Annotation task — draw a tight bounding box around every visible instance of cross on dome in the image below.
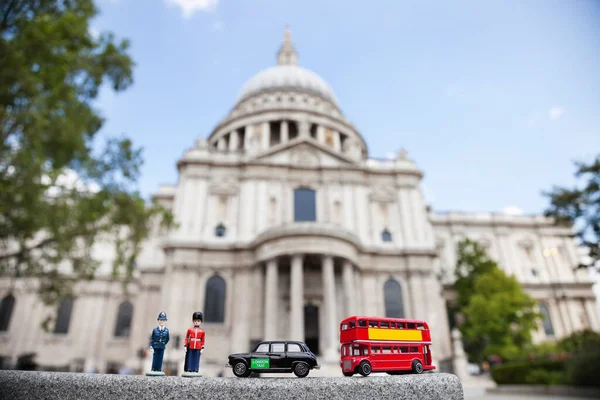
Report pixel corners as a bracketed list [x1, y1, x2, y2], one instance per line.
[277, 26, 298, 66]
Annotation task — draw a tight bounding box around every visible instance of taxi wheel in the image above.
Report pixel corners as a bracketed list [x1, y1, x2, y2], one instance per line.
[358, 360, 372, 376]
[293, 362, 310, 378]
[233, 361, 251, 377]
[412, 360, 424, 374]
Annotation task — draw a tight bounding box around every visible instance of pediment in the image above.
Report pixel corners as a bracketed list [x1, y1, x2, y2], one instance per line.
[248, 138, 357, 168]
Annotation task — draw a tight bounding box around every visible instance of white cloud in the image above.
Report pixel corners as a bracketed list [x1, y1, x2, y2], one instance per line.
[549, 106, 565, 120]
[502, 206, 524, 216]
[165, 0, 219, 18]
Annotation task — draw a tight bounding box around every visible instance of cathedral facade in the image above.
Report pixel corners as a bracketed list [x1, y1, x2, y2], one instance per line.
[1, 31, 599, 376]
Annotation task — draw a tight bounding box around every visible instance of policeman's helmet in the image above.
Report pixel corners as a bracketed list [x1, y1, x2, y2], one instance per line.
[192, 311, 203, 322]
[157, 311, 168, 321]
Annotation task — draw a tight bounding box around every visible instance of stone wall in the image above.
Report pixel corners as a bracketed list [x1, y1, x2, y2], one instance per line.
[0, 370, 464, 400]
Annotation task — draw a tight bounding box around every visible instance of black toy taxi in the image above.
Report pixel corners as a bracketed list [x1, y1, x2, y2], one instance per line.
[226, 341, 320, 378]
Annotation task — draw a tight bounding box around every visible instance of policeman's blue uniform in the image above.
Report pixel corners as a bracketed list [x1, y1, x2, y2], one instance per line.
[150, 311, 170, 371]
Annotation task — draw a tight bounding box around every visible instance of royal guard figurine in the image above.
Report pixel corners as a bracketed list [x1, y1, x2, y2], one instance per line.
[182, 311, 205, 377]
[146, 311, 170, 376]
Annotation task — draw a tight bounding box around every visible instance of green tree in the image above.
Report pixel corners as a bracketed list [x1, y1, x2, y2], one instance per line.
[543, 155, 600, 272]
[0, 0, 174, 310]
[461, 268, 541, 362]
[454, 238, 498, 311]
[452, 238, 541, 363]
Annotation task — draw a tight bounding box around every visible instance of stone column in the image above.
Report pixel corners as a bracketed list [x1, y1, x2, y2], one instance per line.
[229, 131, 239, 151]
[217, 136, 226, 151]
[299, 120, 310, 137]
[558, 299, 573, 335]
[261, 122, 270, 150]
[264, 259, 278, 340]
[317, 125, 325, 143]
[281, 121, 289, 143]
[243, 126, 250, 151]
[290, 254, 304, 341]
[342, 260, 357, 316]
[231, 270, 252, 353]
[322, 255, 338, 361]
[333, 131, 341, 151]
[584, 299, 600, 331]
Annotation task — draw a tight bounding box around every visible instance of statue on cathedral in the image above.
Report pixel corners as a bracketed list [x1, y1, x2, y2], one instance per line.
[146, 311, 170, 376]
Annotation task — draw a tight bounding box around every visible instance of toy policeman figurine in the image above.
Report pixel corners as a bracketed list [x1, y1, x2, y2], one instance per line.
[146, 311, 170, 376]
[182, 311, 205, 377]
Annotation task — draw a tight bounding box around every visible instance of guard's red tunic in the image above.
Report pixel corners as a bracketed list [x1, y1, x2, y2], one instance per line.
[184, 327, 205, 350]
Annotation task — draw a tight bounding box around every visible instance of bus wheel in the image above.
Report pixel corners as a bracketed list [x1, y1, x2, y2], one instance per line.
[343, 371, 354, 377]
[358, 361, 372, 376]
[412, 360, 424, 374]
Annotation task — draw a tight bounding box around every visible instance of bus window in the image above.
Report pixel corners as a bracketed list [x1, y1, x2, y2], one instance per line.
[400, 346, 408, 353]
[416, 323, 425, 330]
[372, 346, 381, 354]
[341, 323, 348, 330]
[407, 323, 416, 329]
[397, 322, 405, 329]
[351, 345, 368, 356]
[382, 346, 393, 354]
[380, 321, 389, 328]
[342, 346, 347, 356]
[358, 320, 367, 327]
[410, 346, 418, 353]
[368, 321, 378, 327]
[349, 321, 355, 328]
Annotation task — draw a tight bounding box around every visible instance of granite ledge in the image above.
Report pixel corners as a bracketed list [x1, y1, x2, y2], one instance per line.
[0, 370, 464, 400]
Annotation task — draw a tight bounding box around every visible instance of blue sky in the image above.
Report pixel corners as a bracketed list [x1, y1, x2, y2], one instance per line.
[92, 0, 600, 215]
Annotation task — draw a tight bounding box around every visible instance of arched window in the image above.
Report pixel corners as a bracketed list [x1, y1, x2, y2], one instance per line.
[54, 298, 74, 334]
[215, 223, 226, 237]
[381, 229, 392, 242]
[114, 301, 134, 337]
[204, 275, 226, 323]
[294, 188, 316, 221]
[539, 302, 554, 336]
[384, 279, 404, 318]
[0, 294, 16, 331]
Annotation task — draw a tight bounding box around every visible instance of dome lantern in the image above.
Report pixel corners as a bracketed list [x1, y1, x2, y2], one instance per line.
[277, 27, 298, 66]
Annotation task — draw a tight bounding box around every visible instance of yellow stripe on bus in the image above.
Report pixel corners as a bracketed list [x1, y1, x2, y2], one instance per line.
[367, 328, 423, 341]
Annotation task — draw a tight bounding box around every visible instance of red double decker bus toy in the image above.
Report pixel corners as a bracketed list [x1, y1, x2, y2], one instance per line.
[339, 315, 435, 376]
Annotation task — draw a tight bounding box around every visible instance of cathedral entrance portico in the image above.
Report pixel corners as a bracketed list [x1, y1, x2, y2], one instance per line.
[259, 251, 355, 360]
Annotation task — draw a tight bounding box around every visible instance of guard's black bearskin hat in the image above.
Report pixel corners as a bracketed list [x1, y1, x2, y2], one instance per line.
[192, 311, 203, 322]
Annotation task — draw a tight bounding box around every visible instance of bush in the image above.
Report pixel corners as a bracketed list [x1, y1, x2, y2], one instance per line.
[565, 350, 600, 387]
[558, 329, 600, 353]
[491, 359, 567, 385]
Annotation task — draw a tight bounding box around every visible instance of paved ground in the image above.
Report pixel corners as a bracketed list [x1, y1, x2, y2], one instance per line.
[463, 387, 590, 400]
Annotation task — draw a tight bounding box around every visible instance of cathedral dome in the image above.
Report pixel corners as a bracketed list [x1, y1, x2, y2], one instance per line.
[236, 65, 337, 105]
[235, 28, 338, 105]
